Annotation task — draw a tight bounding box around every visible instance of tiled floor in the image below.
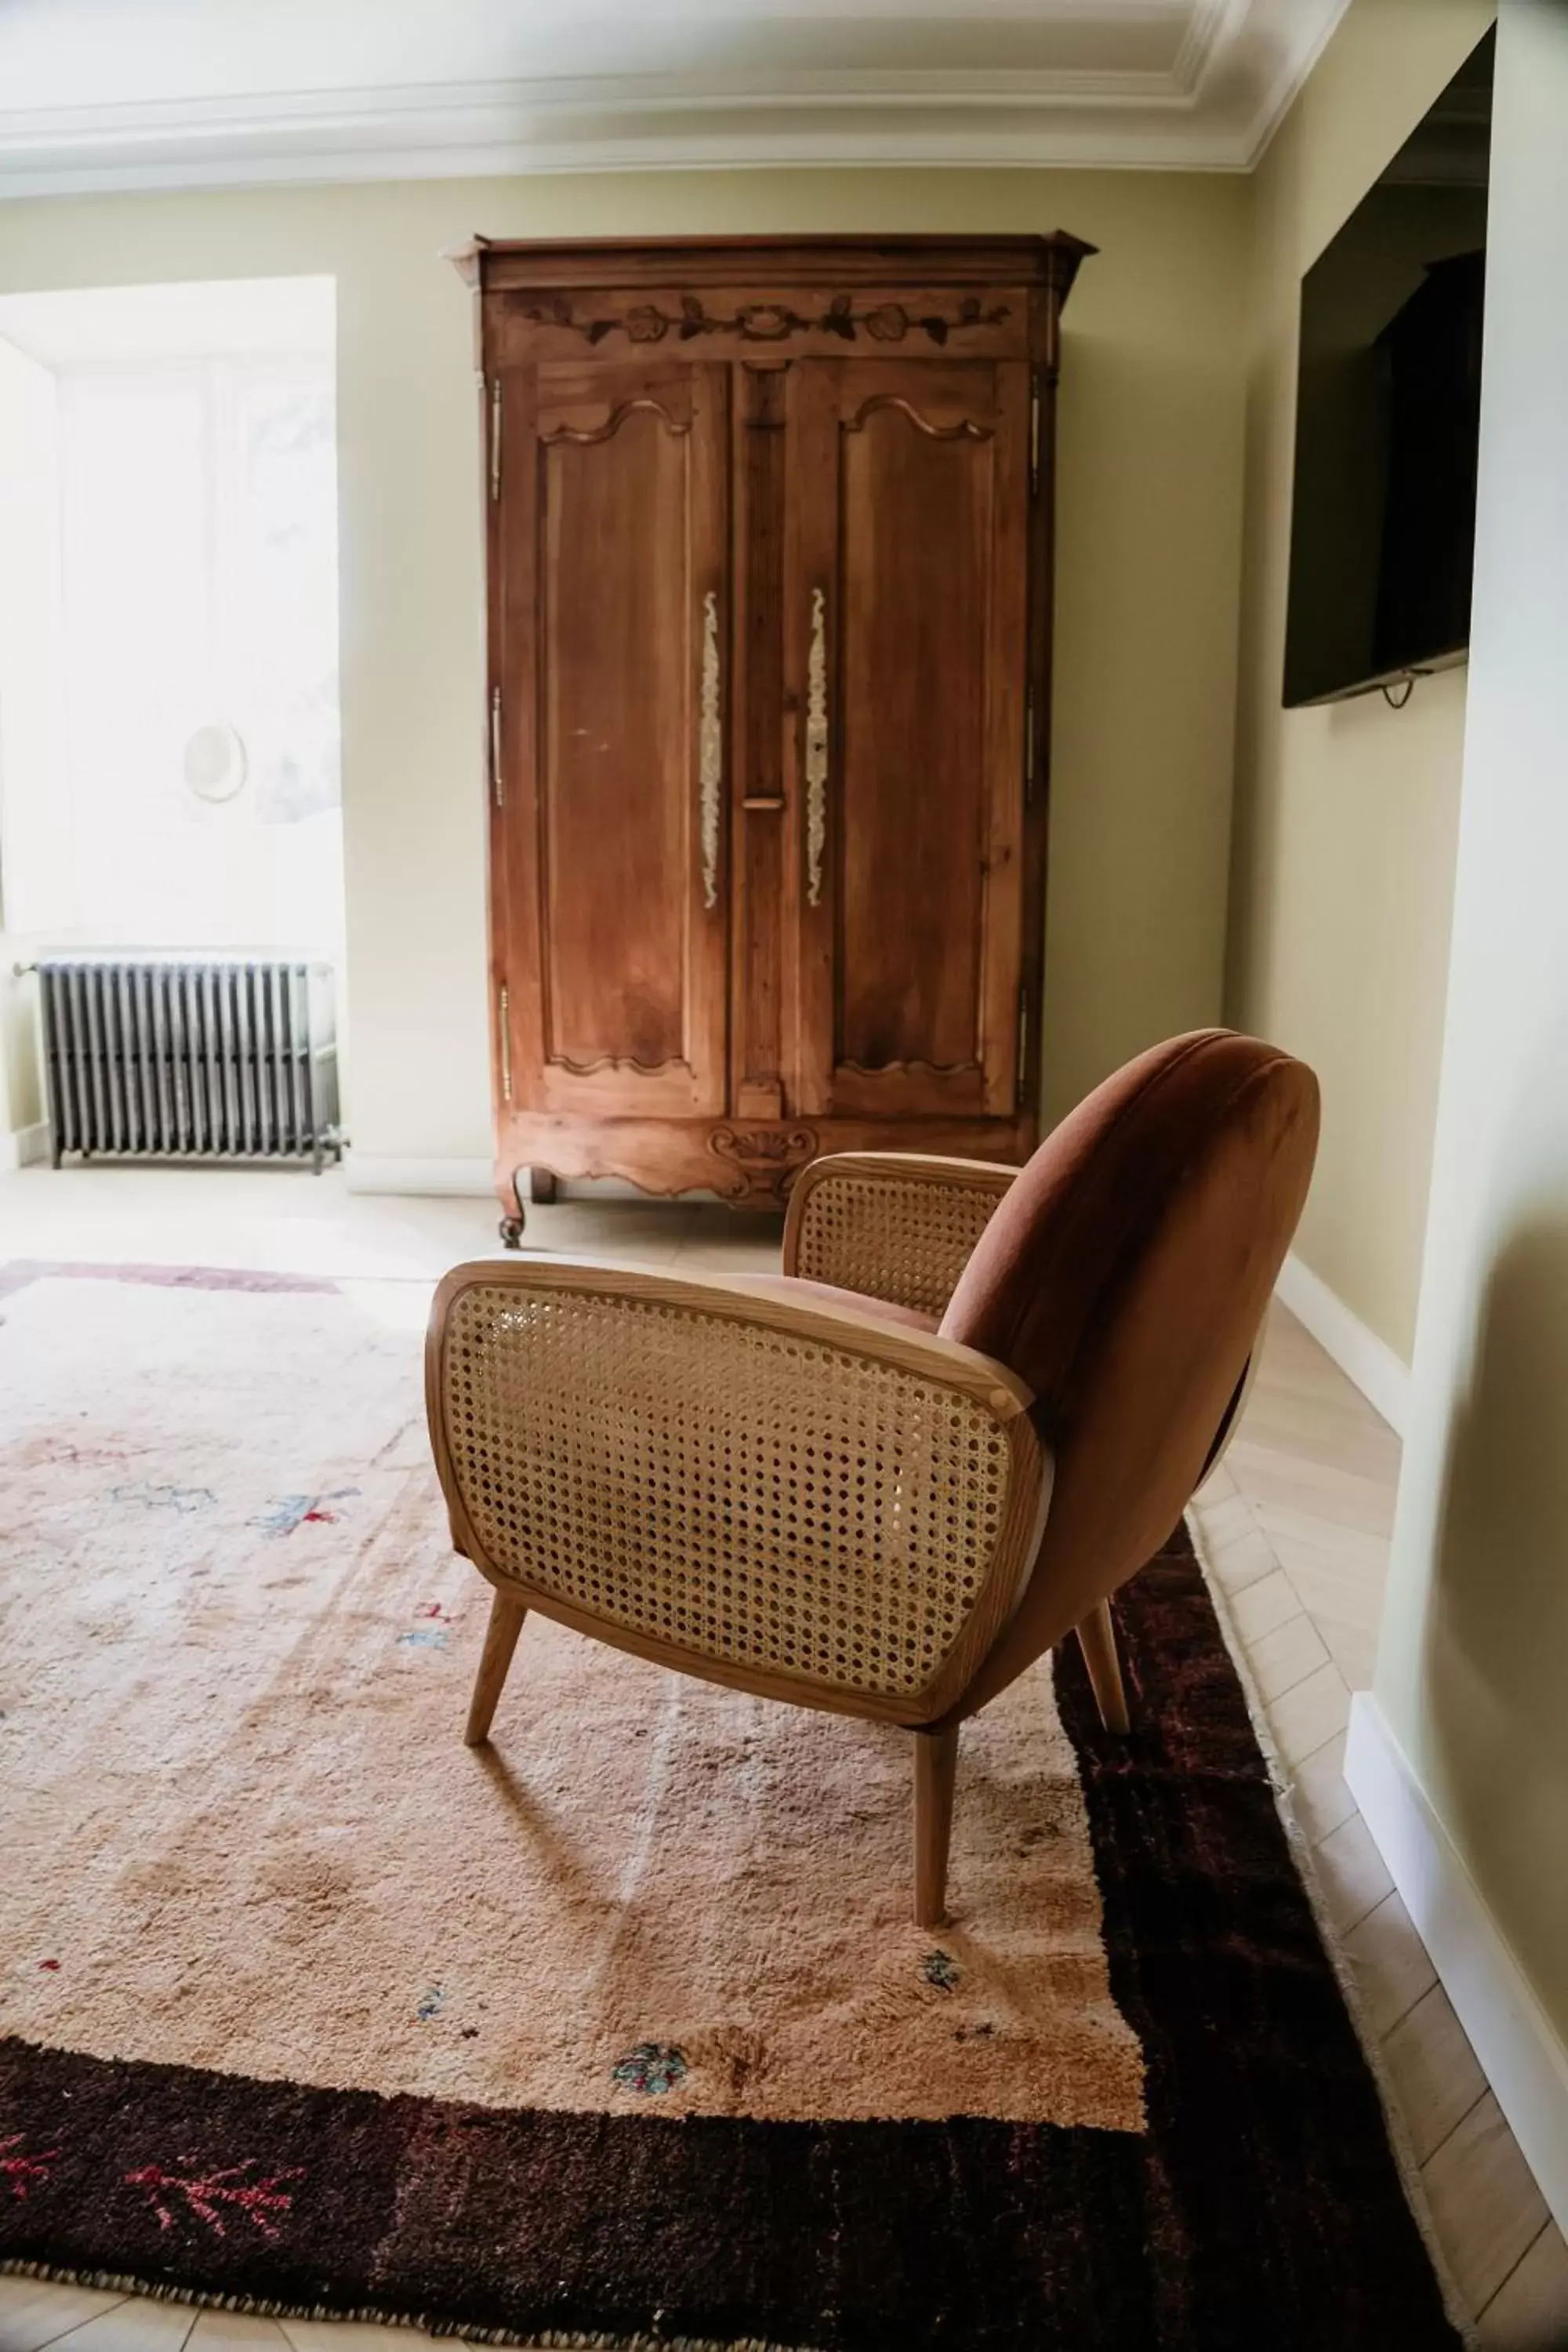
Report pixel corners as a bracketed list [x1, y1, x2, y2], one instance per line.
[2, 1165, 1565, 2350]
[1191, 1311, 1568, 2347]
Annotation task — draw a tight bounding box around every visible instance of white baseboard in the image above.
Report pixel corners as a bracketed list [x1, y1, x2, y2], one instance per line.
[343, 1153, 494, 1198]
[0, 1120, 51, 1171]
[1346, 1692, 1568, 2233]
[1274, 1250, 1411, 1436]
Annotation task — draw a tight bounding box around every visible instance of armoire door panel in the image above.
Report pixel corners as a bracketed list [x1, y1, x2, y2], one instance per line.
[497, 361, 729, 1118]
[784, 359, 1029, 1122]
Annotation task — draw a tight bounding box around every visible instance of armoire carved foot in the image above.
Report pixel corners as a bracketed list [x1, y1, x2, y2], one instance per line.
[499, 1171, 527, 1250]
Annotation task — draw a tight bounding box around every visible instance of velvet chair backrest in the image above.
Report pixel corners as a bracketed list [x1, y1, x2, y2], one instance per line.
[938, 1029, 1319, 1716]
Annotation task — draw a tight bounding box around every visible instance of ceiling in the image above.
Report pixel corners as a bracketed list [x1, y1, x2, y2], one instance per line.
[0, 0, 1352, 199]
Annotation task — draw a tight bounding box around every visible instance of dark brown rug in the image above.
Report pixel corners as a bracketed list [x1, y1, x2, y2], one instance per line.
[2, 1548, 1460, 2349]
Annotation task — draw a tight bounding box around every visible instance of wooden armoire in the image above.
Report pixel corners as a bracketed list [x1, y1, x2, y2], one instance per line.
[451, 234, 1092, 1242]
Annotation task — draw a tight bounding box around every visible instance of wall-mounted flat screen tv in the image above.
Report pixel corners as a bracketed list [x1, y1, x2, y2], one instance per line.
[1283, 28, 1494, 708]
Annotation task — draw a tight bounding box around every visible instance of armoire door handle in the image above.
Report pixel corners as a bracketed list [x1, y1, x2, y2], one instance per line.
[497, 982, 513, 1105]
[699, 587, 721, 910]
[805, 585, 828, 909]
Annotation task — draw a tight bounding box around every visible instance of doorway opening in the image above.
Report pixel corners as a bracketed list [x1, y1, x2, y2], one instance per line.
[0, 274, 343, 1168]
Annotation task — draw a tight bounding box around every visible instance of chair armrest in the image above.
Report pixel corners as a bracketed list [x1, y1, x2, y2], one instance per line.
[426, 1256, 1050, 1727]
[782, 1151, 1019, 1320]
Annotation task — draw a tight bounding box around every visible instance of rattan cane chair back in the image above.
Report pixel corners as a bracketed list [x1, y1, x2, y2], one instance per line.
[430, 1260, 1048, 1729]
[785, 1152, 1018, 1320]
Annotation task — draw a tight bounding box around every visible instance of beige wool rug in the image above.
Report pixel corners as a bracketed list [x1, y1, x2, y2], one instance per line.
[0, 1259, 1468, 2350]
[1, 1264, 1144, 2132]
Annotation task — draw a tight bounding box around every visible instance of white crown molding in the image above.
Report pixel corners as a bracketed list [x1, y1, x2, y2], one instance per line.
[1236, 0, 1359, 166]
[1170, 0, 1249, 97]
[0, 1, 1354, 196]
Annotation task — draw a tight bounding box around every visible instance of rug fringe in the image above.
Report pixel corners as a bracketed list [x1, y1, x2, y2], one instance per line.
[1184, 1504, 1483, 2352]
[0, 2256, 820, 2352]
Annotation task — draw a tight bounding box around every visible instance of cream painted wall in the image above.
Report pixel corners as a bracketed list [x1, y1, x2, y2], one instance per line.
[0, 167, 1248, 1170]
[1378, 0, 1568, 2092]
[1226, 0, 1494, 1365]
[0, 334, 63, 1147]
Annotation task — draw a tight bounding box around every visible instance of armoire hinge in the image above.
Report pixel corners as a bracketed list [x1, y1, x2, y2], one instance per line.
[498, 982, 513, 1104]
[1024, 684, 1036, 800]
[1015, 985, 1031, 1105]
[488, 377, 502, 500]
[489, 685, 503, 808]
[1029, 379, 1040, 495]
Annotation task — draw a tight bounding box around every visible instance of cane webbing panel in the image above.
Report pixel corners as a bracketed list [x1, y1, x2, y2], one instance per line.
[793, 1172, 1007, 1320]
[441, 1281, 1017, 1703]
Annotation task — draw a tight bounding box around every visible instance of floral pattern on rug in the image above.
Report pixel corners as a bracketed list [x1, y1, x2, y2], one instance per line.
[610, 2042, 688, 2096]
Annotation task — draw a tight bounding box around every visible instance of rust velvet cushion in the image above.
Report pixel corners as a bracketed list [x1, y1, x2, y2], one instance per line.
[938, 1029, 1319, 1715]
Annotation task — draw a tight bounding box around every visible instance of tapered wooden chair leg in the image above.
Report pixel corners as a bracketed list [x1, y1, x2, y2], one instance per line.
[913, 1724, 960, 1928]
[1076, 1599, 1131, 1733]
[465, 1591, 528, 1746]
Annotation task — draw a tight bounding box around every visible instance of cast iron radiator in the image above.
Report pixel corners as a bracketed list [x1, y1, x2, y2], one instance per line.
[35, 952, 341, 1171]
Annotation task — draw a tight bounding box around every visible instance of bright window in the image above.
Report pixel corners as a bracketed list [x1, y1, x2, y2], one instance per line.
[0, 278, 341, 954]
